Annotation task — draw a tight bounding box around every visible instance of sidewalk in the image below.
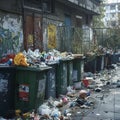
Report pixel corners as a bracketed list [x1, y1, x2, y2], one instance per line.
[82, 88, 120, 120]
[74, 66, 120, 120]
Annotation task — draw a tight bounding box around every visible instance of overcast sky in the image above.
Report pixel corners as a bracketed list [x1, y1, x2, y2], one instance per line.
[106, 0, 120, 3]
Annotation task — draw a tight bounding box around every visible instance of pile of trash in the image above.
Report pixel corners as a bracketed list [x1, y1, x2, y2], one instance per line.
[1, 65, 118, 120]
[0, 49, 83, 67]
[12, 88, 96, 120]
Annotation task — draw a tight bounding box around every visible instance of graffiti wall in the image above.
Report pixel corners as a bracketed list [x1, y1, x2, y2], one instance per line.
[0, 12, 23, 58]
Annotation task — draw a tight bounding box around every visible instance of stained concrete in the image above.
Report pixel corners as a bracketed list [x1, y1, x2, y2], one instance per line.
[78, 67, 120, 120]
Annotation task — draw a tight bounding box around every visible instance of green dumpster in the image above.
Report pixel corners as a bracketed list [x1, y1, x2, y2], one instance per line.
[84, 55, 96, 73]
[96, 54, 105, 72]
[15, 66, 51, 112]
[56, 60, 68, 97]
[0, 66, 16, 116]
[73, 57, 84, 82]
[101, 55, 105, 70]
[67, 59, 73, 86]
[45, 63, 58, 99]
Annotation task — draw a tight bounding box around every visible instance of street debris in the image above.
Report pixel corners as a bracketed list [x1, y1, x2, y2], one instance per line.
[0, 48, 119, 120]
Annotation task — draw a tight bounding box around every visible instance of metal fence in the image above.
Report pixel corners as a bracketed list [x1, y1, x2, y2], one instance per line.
[93, 28, 120, 50]
[57, 26, 92, 54]
[57, 27, 120, 53]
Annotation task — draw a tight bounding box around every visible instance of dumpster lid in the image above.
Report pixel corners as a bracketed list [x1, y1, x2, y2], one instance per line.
[60, 58, 74, 62]
[46, 61, 59, 65]
[16, 66, 52, 71]
[73, 54, 84, 58]
[0, 65, 15, 69]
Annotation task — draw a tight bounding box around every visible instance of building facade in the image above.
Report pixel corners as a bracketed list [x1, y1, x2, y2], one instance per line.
[104, 0, 120, 27]
[0, 0, 101, 57]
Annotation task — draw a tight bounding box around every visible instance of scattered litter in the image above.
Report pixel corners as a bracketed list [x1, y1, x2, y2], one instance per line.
[96, 113, 100, 116]
[95, 87, 102, 92]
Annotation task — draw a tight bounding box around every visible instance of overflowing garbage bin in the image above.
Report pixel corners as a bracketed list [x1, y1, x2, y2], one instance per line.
[96, 55, 104, 72]
[111, 53, 120, 64]
[15, 66, 51, 112]
[45, 63, 58, 99]
[0, 66, 16, 116]
[101, 54, 105, 70]
[73, 57, 84, 82]
[84, 55, 96, 73]
[67, 59, 73, 86]
[104, 53, 112, 69]
[56, 60, 68, 97]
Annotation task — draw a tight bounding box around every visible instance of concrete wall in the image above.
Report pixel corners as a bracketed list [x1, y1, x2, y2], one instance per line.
[0, 11, 23, 58]
[0, 0, 94, 53]
[42, 1, 92, 51]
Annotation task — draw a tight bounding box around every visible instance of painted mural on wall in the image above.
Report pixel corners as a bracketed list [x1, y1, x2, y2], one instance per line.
[0, 13, 23, 58]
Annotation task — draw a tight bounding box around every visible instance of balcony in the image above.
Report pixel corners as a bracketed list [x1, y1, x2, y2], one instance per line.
[57, 0, 101, 15]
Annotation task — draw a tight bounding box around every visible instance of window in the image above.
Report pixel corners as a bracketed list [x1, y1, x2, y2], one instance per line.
[106, 13, 109, 18]
[111, 21, 116, 27]
[111, 13, 116, 18]
[118, 13, 120, 19]
[24, 0, 55, 13]
[118, 4, 120, 10]
[110, 4, 116, 10]
[105, 5, 109, 11]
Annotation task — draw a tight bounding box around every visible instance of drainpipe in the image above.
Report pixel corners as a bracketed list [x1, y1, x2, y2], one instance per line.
[21, 0, 26, 51]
